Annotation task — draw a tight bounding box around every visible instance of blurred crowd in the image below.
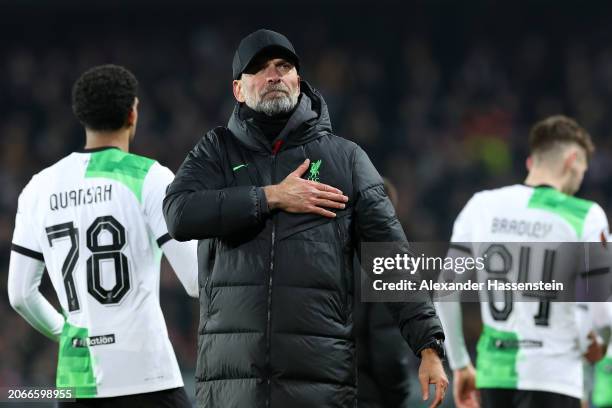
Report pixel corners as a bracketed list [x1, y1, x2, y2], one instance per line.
[2, 3, 612, 397]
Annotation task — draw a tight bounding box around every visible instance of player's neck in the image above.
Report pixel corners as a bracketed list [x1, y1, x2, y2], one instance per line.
[524, 171, 564, 192]
[84, 130, 130, 152]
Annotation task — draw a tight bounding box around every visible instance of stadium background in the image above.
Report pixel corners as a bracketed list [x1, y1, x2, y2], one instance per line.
[1, 1, 612, 406]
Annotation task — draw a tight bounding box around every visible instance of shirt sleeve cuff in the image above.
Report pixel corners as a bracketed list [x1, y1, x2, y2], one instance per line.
[256, 187, 270, 219]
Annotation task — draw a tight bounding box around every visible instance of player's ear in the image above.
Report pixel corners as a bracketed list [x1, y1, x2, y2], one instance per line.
[233, 79, 246, 103]
[564, 149, 578, 172]
[526, 156, 533, 171]
[127, 97, 138, 127]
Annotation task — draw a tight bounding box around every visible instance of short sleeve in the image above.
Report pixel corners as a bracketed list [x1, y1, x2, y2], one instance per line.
[142, 162, 175, 245]
[11, 178, 43, 260]
[582, 203, 609, 243]
[576, 204, 612, 298]
[591, 302, 612, 330]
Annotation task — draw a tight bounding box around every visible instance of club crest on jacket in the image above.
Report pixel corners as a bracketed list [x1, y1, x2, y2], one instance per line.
[307, 159, 322, 182]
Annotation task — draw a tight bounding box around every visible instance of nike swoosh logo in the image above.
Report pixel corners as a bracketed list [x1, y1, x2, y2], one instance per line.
[232, 164, 249, 171]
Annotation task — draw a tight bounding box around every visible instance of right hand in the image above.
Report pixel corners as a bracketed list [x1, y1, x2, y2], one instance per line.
[264, 159, 348, 218]
[453, 364, 480, 408]
[584, 331, 606, 364]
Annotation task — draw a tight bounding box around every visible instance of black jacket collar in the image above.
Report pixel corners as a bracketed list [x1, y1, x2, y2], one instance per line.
[227, 81, 332, 153]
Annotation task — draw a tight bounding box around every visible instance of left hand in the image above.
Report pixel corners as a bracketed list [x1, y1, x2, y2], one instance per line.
[453, 363, 480, 408]
[419, 348, 449, 408]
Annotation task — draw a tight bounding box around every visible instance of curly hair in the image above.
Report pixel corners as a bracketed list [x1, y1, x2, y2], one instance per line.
[72, 64, 138, 131]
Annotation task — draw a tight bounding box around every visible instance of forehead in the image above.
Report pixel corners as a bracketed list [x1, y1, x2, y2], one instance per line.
[250, 54, 293, 68]
[246, 47, 296, 70]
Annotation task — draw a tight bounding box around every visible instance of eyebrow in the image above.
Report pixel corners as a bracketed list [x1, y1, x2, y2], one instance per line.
[245, 58, 294, 75]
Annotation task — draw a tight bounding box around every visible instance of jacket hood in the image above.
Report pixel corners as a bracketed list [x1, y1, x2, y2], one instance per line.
[227, 80, 332, 153]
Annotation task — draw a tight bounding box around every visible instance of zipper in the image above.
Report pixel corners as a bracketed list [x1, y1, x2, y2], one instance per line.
[265, 148, 279, 408]
[205, 240, 216, 317]
[335, 218, 349, 323]
[204, 275, 211, 315]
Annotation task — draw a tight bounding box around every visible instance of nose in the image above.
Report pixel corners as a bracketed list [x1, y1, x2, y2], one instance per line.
[264, 64, 282, 83]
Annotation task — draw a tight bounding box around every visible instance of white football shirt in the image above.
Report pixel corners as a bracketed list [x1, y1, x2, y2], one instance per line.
[10, 147, 196, 398]
[439, 184, 610, 399]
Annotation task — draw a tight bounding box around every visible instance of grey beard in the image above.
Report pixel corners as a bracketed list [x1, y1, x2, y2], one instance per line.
[247, 91, 299, 116]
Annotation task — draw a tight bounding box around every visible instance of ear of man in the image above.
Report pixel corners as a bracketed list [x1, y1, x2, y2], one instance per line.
[563, 148, 578, 172]
[233, 79, 246, 103]
[127, 98, 139, 127]
[525, 156, 533, 172]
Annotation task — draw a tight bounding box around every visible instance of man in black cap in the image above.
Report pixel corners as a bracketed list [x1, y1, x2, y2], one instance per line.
[163, 29, 448, 408]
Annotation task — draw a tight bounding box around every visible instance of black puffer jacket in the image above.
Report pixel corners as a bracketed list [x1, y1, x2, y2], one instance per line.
[355, 259, 412, 408]
[163, 82, 443, 408]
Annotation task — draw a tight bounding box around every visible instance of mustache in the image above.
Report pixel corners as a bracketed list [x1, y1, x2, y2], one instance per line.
[261, 84, 290, 97]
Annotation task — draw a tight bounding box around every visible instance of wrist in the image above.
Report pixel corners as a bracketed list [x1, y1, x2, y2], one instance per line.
[263, 185, 280, 210]
[421, 348, 438, 358]
[419, 337, 445, 360]
[456, 364, 473, 372]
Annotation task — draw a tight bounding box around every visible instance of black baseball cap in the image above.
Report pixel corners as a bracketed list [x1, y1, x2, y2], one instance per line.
[232, 29, 300, 80]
